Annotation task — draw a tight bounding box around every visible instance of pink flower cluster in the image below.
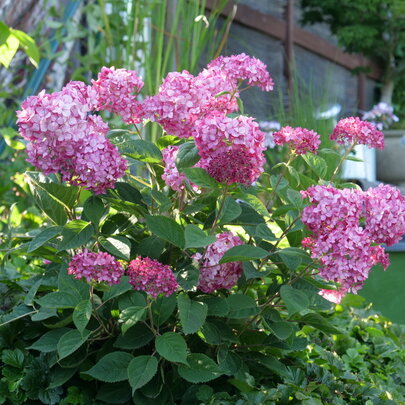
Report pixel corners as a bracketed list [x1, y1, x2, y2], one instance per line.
[92, 66, 144, 124]
[193, 232, 243, 293]
[273, 126, 321, 154]
[127, 256, 178, 298]
[331, 117, 384, 149]
[17, 80, 128, 194]
[161, 145, 187, 191]
[301, 184, 405, 295]
[68, 250, 124, 285]
[194, 115, 266, 184]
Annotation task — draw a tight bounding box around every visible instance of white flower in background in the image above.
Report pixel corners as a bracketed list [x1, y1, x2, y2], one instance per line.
[362, 102, 399, 130]
[259, 120, 281, 149]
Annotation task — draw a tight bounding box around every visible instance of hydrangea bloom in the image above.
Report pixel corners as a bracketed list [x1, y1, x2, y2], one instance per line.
[362, 102, 399, 130]
[319, 288, 348, 304]
[68, 250, 124, 285]
[273, 126, 321, 154]
[301, 184, 401, 294]
[365, 184, 405, 246]
[92, 66, 144, 124]
[207, 53, 274, 91]
[161, 145, 187, 191]
[330, 117, 384, 149]
[194, 114, 266, 184]
[17, 81, 127, 194]
[193, 232, 243, 293]
[127, 257, 178, 298]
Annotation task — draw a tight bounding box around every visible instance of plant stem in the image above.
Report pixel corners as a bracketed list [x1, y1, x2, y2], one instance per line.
[330, 143, 355, 183]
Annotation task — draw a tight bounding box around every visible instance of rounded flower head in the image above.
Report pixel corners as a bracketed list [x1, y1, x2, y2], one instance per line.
[273, 126, 321, 154]
[193, 232, 243, 293]
[207, 53, 274, 91]
[68, 250, 125, 285]
[194, 114, 265, 185]
[127, 257, 178, 298]
[331, 117, 384, 149]
[365, 184, 405, 246]
[17, 80, 127, 194]
[92, 66, 144, 124]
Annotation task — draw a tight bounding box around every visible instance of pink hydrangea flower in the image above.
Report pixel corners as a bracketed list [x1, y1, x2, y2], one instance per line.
[301, 184, 399, 293]
[273, 126, 321, 154]
[161, 145, 188, 191]
[68, 250, 125, 285]
[330, 117, 384, 149]
[319, 288, 348, 304]
[193, 232, 243, 293]
[365, 184, 405, 246]
[194, 114, 265, 185]
[17, 81, 127, 194]
[207, 53, 274, 91]
[92, 66, 144, 124]
[127, 257, 178, 298]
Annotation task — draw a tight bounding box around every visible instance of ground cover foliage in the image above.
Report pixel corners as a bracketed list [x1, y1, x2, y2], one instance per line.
[0, 51, 405, 405]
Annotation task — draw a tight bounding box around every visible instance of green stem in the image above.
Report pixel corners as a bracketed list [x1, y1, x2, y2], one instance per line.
[330, 143, 356, 183]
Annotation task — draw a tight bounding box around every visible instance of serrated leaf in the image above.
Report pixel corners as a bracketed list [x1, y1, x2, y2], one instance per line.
[73, 300, 92, 333]
[176, 265, 200, 290]
[96, 382, 132, 404]
[182, 167, 218, 188]
[36, 291, 79, 308]
[235, 192, 269, 218]
[299, 313, 342, 334]
[151, 294, 177, 326]
[28, 226, 62, 252]
[58, 220, 94, 252]
[178, 354, 222, 383]
[104, 276, 133, 302]
[83, 196, 105, 226]
[155, 332, 188, 364]
[217, 197, 242, 224]
[57, 329, 91, 360]
[175, 141, 200, 169]
[1, 349, 24, 368]
[302, 154, 328, 179]
[115, 182, 145, 205]
[120, 306, 145, 334]
[99, 235, 131, 260]
[127, 356, 158, 391]
[198, 296, 229, 317]
[280, 285, 309, 316]
[145, 215, 185, 248]
[85, 352, 134, 382]
[219, 245, 268, 264]
[177, 294, 207, 334]
[121, 139, 162, 163]
[227, 294, 259, 318]
[268, 321, 294, 340]
[184, 225, 216, 248]
[254, 223, 278, 241]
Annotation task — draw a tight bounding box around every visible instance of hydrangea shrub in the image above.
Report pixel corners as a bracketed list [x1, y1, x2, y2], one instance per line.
[1, 53, 405, 404]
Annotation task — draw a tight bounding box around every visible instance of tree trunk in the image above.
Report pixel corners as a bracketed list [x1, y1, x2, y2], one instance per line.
[380, 79, 394, 104]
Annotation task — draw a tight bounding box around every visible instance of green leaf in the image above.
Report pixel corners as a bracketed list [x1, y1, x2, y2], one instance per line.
[178, 354, 222, 383]
[182, 167, 219, 188]
[1, 349, 24, 368]
[302, 154, 327, 179]
[227, 294, 259, 319]
[151, 294, 177, 326]
[254, 224, 278, 241]
[176, 141, 200, 169]
[0, 30, 18, 68]
[121, 139, 162, 163]
[37, 291, 79, 308]
[85, 352, 134, 383]
[120, 306, 145, 334]
[48, 366, 77, 389]
[99, 236, 131, 260]
[115, 182, 145, 206]
[217, 197, 242, 224]
[83, 196, 105, 226]
[28, 226, 62, 252]
[184, 225, 216, 248]
[57, 329, 91, 360]
[114, 323, 154, 350]
[198, 296, 229, 317]
[73, 300, 92, 333]
[58, 220, 94, 252]
[127, 356, 158, 391]
[280, 285, 310, 316]
[155, 332, 188, 364]
[268, 321, 294, 340]
[177, 294, 207, 334]
[235, 192, 269, 218]
[137, 236, 165, 259]
[247, 352, 290, 379]
[104, 276, 133, 302]
[96, 382, 132, 404]
[10, 28, 40, 67]
[299, 313, 342, 334]
[145, 215, 185, 248]
[219, 245, 268, 264]
[58, 265, 89, 300]
[176, 265, 200, 290]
